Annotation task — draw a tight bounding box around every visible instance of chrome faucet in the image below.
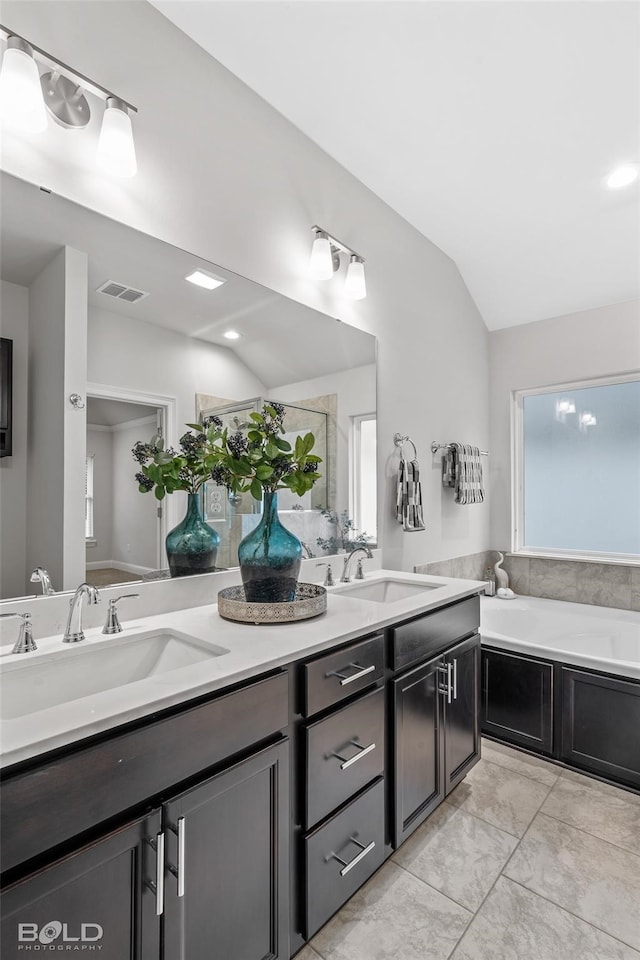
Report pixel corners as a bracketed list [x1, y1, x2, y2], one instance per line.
[1, 612, 37, 654]
[63, 583, 101, 643]
[103, 594, 140, 634]
[340, 545, 373, 583]
[30, 567, 56, 596]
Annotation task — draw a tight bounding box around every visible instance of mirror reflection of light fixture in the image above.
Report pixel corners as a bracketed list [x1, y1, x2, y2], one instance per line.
[606, 165, 638, 190]
[0, 25, 138, 177]
[579, 411, 597, 431]
[309, 225, 367, 299]
[555, 397, 576, 422]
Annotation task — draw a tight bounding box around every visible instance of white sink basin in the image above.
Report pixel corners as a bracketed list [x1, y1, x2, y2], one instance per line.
[335, 578, 440, 603]
[0, 629, 229, 720]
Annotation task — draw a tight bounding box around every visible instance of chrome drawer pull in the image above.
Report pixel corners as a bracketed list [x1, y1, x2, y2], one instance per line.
[327, 837, 376, 877]
[452, 658, 458, 700]
[332, 739, 376, 771]
[327, 662, 376, 686]
[146, 832, 165, 916]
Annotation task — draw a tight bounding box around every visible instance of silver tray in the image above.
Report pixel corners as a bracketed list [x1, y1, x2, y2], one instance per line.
[217, 582, 327, 625]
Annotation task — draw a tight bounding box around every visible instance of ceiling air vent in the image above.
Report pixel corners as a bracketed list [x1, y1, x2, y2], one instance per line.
[96, 280, 150, 304]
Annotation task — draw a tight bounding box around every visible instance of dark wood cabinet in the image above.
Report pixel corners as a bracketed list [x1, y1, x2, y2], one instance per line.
[392, 634, 480, 846]
[444, 634, 480, 793]
[481, 647, 554, 754]
[561, 668, 640, 789]
[1, 811, 161, 960]
[392, 655, 444, 845]
[163, 739, 289, 960]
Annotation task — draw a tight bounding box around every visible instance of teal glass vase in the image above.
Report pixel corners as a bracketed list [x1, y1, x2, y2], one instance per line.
[166, 493, 220, 578]
[238, 491, 302, 602]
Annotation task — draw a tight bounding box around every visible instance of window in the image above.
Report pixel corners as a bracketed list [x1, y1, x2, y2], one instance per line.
[351, 414, 377, 543]
[85, 454, 95, 541]
[513, 374, 640, 560]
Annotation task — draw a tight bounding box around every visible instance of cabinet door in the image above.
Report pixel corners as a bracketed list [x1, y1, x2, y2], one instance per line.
[444, 634, 480, 794]
[392, 656, 444, 846]
[481, 647, 554, 754]
[561, 668, 640, 788]
[1, 811, 161, 960]
[163, 739, 289, 960]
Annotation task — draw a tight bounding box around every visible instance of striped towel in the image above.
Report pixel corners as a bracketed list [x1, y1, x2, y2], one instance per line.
[445, 442, 484, 505]
[396, 458, 426, 531]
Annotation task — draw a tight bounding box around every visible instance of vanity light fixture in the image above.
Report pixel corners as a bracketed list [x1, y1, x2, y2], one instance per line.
[223, 330, 241, 340]
[0, 25, 138, 177]
[606, 164, 638, 190]
[309, 225, 367, 299]
[184, 269, 226, 291]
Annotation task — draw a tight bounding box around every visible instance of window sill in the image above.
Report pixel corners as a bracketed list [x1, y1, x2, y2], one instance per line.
[509, 549, 640, 567]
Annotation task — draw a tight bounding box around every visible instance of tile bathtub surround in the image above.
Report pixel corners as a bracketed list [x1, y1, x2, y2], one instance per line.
[415, 550, 494, 582]
[499, 553, 640, 610]
[305, 740, 640, 960]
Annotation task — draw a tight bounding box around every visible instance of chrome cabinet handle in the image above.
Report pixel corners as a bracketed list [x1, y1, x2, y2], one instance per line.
[167, 817, 186, 897]
[177, 817, 185, 897]
[146, 832, 165, 916]
[452, 658, 458, 700]
[438, 662, 452, 703]
[332, 739, 376, 771]
[327, 837, 376, 877]
[327, 662, 376, 686]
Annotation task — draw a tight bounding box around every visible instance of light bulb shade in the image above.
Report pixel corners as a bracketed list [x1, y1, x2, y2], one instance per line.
[309, 233, 334, 280]
[97, 97, 137, 178]
[345, 256, 367, 300]
[0, 41, 47, 133]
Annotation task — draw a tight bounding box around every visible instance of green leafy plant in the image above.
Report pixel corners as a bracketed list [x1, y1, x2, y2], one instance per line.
[131, 417, 222, 500]
[207, 402, 322, 501]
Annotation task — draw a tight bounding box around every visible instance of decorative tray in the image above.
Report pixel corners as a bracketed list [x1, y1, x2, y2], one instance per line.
[217, 582, 327, 625]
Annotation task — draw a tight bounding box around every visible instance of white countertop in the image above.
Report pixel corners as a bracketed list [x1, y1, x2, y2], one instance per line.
[0, 570, 484, 768]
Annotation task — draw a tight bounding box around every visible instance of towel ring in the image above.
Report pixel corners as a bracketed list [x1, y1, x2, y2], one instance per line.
[393, 433, 418, 460]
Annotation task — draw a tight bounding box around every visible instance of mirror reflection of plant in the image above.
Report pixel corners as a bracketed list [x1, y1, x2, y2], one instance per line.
[132, 415, 223, 499]
[207, 402, 322, 501]
[316, 507, 372, 555]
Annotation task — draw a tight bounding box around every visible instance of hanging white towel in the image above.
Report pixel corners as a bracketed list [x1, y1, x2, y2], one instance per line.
[451, 442, 485, 504]
[396, 457, 426, 531]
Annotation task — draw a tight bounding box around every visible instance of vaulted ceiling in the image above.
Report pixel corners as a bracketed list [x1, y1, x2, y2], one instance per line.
[152, 1, 640, 330]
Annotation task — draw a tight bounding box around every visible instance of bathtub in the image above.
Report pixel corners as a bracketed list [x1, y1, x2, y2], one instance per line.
[480, 595, 640, 680]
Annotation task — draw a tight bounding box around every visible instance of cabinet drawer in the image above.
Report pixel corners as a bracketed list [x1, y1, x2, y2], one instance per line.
[302, 633, 384, 717]
[391, 596, 480, 671]
[1, 671, 288, 875]
[305, 778, 386, 938]
[306, 686, 384, 828]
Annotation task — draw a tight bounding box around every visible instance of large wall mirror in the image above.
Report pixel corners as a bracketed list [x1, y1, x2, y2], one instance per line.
[0, 172, 377, 601]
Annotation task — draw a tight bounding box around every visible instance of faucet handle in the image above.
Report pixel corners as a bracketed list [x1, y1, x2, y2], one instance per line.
[315, 562, 334, 587]
[103, 594, 140, 635]
[355, 559, 366, 580]
[1, 612, 37, 654]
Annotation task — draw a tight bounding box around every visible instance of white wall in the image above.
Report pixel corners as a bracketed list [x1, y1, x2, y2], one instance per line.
[25, 247, 87, 592]
[1, 0, 491, 573]
[489, 299, 640, 548]
[88, 306, 265, 438]
[0, 281, 28, 598]
[86, 427, 113, 564]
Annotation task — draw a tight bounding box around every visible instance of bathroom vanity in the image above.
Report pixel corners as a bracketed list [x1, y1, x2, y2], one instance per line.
[0, 572, 482, 960]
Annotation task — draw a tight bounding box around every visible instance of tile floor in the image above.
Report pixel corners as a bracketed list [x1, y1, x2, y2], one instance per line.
[299, 739, 640, 960]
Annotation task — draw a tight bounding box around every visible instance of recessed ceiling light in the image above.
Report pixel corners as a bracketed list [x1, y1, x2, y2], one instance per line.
[606, 165, 638, 190]
[185, 269, 226, 290]
[223, 330, 241, 340]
